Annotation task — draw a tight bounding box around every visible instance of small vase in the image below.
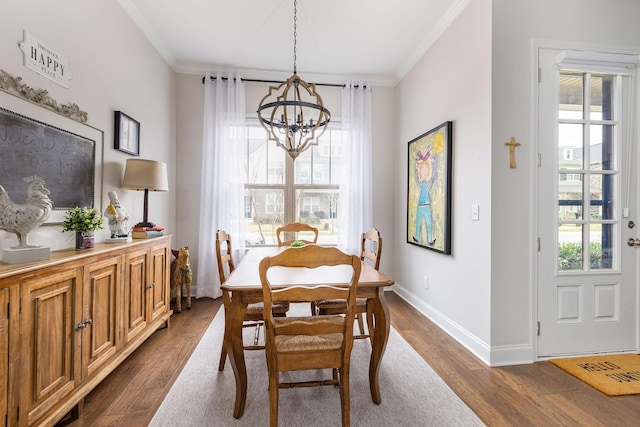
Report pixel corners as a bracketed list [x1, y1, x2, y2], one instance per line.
[75, 230, 95, 249]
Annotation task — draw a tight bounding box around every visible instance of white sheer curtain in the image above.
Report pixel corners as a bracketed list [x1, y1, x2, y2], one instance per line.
[196, 72, 246, 299]
[338, 81, 373, 254]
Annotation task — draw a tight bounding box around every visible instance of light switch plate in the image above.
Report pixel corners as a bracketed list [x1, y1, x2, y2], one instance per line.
[471, 204, 479, 221]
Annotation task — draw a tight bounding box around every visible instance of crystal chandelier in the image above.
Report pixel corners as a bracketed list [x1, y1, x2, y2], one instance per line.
[257, 0, 331, 160]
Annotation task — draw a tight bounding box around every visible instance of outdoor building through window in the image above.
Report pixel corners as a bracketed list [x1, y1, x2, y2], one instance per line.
[242, 119, 344, 246]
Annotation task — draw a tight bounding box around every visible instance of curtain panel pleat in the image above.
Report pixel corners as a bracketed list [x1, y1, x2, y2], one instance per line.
[338, 81, 373, 254]
[196, 72, 246, 299]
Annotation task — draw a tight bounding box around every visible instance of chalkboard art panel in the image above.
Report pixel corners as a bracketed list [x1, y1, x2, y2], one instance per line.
[0, 107, 95, 212]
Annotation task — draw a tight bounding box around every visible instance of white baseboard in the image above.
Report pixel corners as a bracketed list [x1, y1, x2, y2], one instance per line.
[390, 284, 534, 367]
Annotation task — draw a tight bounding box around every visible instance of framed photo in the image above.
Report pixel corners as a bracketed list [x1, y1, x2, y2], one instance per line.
[114, 111, 140, 156]
[407, 121, 453, 254]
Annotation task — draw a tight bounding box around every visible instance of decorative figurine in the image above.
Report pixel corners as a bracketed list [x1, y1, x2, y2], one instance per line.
[104, 191, 130, 240]
[170, 246, 192, 313]
[0, 176, 53, 248]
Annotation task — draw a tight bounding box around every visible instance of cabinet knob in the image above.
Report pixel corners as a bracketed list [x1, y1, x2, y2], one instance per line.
[146, 283, 154, 289]
[75, 318, 92, 332]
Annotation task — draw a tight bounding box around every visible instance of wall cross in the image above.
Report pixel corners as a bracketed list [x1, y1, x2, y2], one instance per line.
[504, 137, 521, 169]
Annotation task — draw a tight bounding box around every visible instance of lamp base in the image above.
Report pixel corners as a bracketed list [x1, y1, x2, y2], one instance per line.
[134, 221, 157, 229]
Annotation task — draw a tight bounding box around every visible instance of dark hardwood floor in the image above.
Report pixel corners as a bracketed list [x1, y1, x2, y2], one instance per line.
[61, 292, 640, 426]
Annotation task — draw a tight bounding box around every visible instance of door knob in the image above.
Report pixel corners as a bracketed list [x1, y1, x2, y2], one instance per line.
[627, 238, 640, 247]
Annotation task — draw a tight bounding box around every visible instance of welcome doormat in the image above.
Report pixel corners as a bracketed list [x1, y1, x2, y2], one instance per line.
[549, 354, 640, 396]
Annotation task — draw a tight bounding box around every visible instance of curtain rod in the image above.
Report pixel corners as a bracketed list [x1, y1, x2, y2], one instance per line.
[201, 75, 366, 89]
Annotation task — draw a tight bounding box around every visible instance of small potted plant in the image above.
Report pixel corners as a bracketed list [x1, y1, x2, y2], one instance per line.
[62, 207, 105, 249]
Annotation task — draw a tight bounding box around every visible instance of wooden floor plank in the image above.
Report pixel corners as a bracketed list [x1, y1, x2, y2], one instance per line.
[58, 292, 640, 427]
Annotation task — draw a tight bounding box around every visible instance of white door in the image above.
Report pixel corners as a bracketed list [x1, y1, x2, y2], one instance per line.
[537, 47, 639, 357]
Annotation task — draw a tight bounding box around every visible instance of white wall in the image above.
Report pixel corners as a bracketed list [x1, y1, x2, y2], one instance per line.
[174, 74, 396, 292]
[0, 0, 175, 251]
[394, 0, 493, 361]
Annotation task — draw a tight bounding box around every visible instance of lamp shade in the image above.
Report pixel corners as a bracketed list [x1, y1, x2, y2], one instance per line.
[122, 159, 169, 192]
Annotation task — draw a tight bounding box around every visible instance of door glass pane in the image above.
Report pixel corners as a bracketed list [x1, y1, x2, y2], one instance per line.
[558, 124, 584, 169]
[590, 124, 614, 171]
[590, 223, 614, 270]
[590, 75, 614, 121]
[590, 174, 615, 220]
[243, 188, 284, 246]
[558, 173, 583, 221]
[559, 73, 583, 119]
[558, 224, 583, 270]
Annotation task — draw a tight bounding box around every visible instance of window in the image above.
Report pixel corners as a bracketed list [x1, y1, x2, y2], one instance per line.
[243, 119, 344, 246]
[557, 71, 619, 270]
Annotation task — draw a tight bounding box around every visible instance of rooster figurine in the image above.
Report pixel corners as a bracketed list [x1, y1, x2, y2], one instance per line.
[0, 176, 53, 248]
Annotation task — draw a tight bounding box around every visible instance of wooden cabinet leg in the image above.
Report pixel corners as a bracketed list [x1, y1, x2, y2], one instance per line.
[71, 398, 84, 419]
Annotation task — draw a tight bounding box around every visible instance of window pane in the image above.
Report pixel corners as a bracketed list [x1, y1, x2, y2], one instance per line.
[590, 124, 614, 171]
[247, 127, 285, 185]
[558, 224, 583, 271]
[559, 73, 583, 119]
[589, 174, 615, 220]
[558, 172, 583, 221]
[590, 223, 614, 270]
[243, 188, 284, 246]
[247, 127, 267, 183]
[294, 129, 344, 185]
[330, 130, 344, 184]
[295, 188, 339, 245]
[558, 124, 583, 170]
[590, 75, 614, 121]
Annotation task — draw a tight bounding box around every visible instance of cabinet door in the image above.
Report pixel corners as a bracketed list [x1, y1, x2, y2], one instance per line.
[82, 256, 119, 378]
[148, 242, 170, 322]
[124, 248, 149, 343]
[0, 287, 8, 426]
[20, 268, 82, 425]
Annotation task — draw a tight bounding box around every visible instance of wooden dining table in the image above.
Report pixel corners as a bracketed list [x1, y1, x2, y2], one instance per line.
[220, 246, 395, 419]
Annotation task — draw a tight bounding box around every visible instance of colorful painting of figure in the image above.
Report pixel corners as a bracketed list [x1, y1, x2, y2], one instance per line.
[407, 121, 452, 254]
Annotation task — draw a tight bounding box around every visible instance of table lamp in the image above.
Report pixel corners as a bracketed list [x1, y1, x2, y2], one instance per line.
[122, 159, 169, 228]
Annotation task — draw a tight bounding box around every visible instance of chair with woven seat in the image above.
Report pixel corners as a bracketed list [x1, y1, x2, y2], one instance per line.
[259, 244, 361, 427]
[216, 229, 289, 371]
[312, 228, 382, 339]
[276, 222, 319, 247]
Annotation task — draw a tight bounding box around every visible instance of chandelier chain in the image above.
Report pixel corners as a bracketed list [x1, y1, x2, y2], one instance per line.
[293, 0, 297, 74]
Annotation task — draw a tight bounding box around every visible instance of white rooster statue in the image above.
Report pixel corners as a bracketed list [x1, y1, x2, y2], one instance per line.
[0, 176, 53, 248]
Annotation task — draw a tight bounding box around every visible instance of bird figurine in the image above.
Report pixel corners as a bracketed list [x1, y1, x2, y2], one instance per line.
[0, 176, 53, 248]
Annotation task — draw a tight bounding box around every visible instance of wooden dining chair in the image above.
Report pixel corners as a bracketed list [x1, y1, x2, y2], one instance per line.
[259, 245, 361, 427]
[275, 222, 319, 246]
[312, 228, 382, 340]
[216, 230, 289, 371]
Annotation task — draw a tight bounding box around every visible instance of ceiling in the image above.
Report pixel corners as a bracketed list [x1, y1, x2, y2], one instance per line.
[117, 0, 467, 85]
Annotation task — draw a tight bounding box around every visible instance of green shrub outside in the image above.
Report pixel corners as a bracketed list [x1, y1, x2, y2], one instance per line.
[558, 242, 604, 270]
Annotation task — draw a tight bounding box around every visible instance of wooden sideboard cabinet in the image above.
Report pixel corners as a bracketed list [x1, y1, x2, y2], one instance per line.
[123, 243, 170, 344]
[0, 236, 172, 427]
[1, 286, 10, 426]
